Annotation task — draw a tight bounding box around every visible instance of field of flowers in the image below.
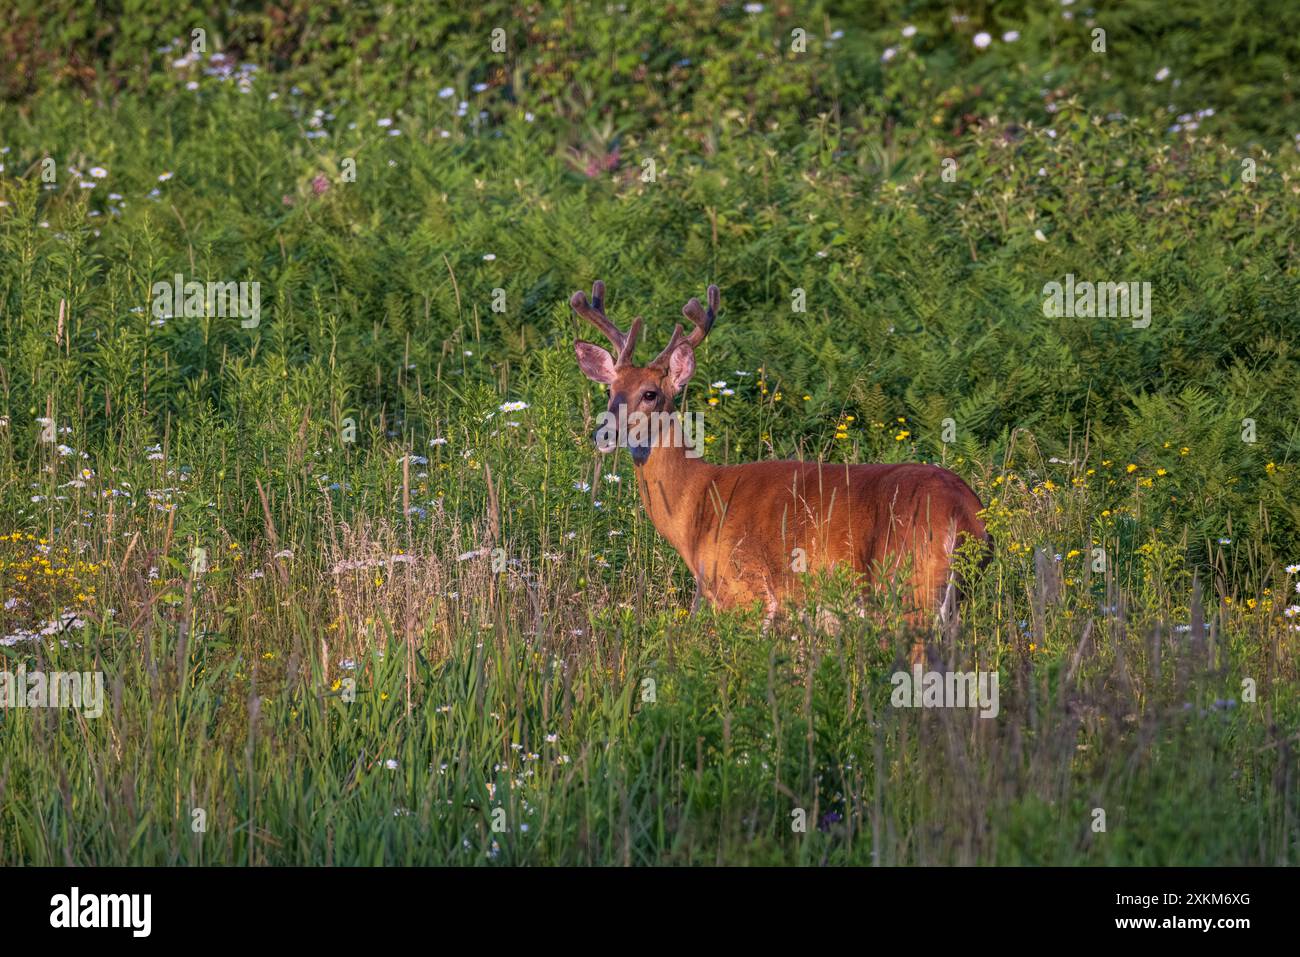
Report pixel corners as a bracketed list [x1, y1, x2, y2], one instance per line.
[0, 1, 1298, 865]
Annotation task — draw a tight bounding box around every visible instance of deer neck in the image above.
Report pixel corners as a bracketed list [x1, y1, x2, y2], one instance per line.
[634, 418, 712, 567]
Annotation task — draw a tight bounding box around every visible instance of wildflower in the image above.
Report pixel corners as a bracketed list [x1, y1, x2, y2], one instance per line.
[1002, 30, 1020, 42]
[499, 400, 528, 412]
[973, 32, 992, 49]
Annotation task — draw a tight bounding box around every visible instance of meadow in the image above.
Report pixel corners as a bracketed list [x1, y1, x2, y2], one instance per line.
[0, 0, 1298, 865]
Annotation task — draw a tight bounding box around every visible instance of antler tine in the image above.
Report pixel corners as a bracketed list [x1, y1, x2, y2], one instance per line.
[619, 317, 643, 366]
[649, 324, 686, 370]
[570, 280, 621, 350]
[650, 284, 720, 369]
[680, 283, 720, 349]
[571, 280, 641, 365]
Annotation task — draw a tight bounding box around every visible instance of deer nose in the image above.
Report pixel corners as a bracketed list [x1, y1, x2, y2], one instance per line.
[592, 396, 625, 453]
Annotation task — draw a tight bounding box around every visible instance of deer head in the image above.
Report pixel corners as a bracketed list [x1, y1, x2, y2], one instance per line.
[572, 279, 718, 465]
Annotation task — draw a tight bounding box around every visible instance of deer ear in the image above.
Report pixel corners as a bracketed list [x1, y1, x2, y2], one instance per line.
[667, 342, 695, 394]
[575, 340, 617, 383]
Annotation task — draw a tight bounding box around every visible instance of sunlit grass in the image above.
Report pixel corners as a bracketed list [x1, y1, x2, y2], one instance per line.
[2, 0, 1299, 865]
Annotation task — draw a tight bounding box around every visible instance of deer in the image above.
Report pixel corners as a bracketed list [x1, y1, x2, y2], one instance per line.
[570, 279, 992, 650]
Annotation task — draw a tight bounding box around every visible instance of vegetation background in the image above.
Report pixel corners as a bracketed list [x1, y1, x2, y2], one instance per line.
[0, 0, 1297, 864]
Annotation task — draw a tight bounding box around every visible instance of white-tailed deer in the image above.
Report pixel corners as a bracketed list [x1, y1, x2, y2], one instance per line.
[571, 279, 991, 635]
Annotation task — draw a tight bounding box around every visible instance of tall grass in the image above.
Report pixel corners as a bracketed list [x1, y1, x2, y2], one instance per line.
[1, 396, 1296, 864]
[1, 1, 1298, 865]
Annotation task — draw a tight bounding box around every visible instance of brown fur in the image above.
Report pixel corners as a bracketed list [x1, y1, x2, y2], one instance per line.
[634, 422, 988, 619]
[572, 280, 990, 624]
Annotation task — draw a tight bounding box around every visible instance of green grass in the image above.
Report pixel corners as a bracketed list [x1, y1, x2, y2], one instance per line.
[0, 0, 1297, 865]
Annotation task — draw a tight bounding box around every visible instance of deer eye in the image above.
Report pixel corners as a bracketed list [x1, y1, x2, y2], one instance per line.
[642, 390, 658, 402]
